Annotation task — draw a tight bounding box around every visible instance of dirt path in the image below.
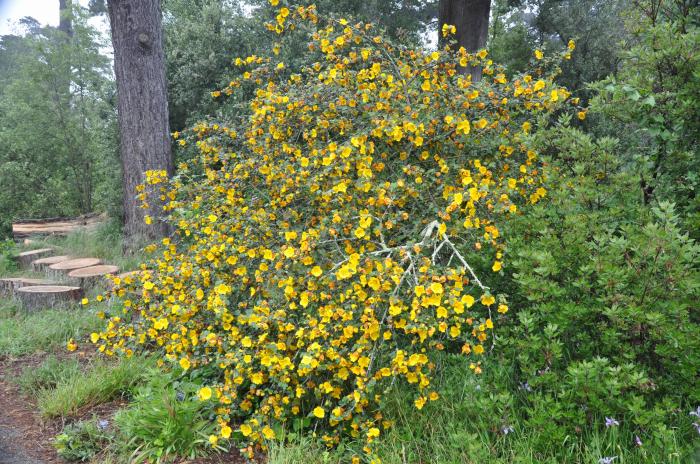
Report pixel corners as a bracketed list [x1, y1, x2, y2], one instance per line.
[0, 425, 46, 464]
[0, 361, 61, 464]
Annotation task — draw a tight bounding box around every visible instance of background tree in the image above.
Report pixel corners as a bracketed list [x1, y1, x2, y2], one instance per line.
[107, 0, 173, 245]
[0, 7, 118, 236]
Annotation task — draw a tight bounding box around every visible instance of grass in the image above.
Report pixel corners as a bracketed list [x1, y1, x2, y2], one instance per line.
[16, 354, 82, 394]
[0, 297, 102, 357]
[36, 355, 153, 418]
[267, 355, 698, 464]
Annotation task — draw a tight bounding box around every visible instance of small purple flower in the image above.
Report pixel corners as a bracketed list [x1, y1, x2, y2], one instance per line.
[97, 419, 109, 430]
[598, 457, 617, 464]
[634, 435, 643, 447]
[519, 381, 532, 392]
[693, 422, 700, 435]
[689, 406, 700, 418]
[176, 390, 185, 402]
[501, 425, 514, 435]
[605, 417, 619, 428]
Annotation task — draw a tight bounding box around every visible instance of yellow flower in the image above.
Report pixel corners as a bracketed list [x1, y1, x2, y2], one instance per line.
[497, 304, 509, 314]
[198, 387, 213, 401]
[66, 339, 77, 351]
[220, 424, 232, 439]
[367, 427, 380, 439]
[81, 298, 89, 305]
[492, 261, 502, 272]
[534, 49, 544, 60]
[313, 406, 325, 418]
[209, 435, 218, 446]
[311, 266, 323, 277]
[90, 332, 99, 343]
[568, 39, 576, 50]
[481, 294, 495, 306]
[578, 111, 586, 120]
[240, 424, 252, 436]
[179, 358, 191, 370]
[262, 425, 276, 439]
[414, 396, 426, 409]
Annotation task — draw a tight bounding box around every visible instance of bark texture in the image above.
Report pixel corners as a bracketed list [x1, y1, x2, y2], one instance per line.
[439, 0, 491, 80]
[16, 286, 83, 311]
[59, 0, 73, 37]
[107, 0, 173, 246]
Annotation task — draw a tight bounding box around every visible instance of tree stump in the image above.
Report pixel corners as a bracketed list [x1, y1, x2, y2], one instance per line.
[0, 278, 24, 296]
[15, 248, 54, 269]
[47, 258, 102, 280]
[68, 265, 120, 289]
[0, 278, 60, 297]
[16, 285, 83, 310]
[31, 255, 73, 272]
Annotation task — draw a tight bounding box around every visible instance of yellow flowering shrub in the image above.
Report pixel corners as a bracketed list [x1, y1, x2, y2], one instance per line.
[91, 4, 570, 459]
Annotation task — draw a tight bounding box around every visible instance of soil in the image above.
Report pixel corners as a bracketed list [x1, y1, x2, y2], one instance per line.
[0, 352, 248, 464]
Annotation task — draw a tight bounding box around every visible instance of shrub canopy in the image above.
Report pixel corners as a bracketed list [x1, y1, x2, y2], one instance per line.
[92, 4, 574, 459]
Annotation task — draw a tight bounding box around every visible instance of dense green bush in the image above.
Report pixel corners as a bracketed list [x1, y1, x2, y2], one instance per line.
[498, 121, 700, 455]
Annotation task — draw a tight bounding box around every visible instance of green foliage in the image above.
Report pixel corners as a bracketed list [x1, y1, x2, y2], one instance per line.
[0, 6, 119, 237]
[490, 0, 628, 93]
[17, 355, 82, 395]
[589, 3, 700, 237]
[0, 238, 17, 274]
[37, 356, 151, 418]
[54, 418, 112, 462]
[163, 0, 254, 130]
[499, 121, 700, 456]
[114, 373, 218, 463]
[0, 300, 101, 357]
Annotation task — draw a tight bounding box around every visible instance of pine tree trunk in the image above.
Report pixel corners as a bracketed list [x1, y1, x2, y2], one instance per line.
[439, 0, 491, 80]
[59, 0, 73, 37]
[107, 0, 173, 247]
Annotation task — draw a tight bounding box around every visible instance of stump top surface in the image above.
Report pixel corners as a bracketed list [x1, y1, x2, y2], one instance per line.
[16, 285, 81, 294]
[68, 265, 120, 278]
[14, 278, 57, 285]
[49, 258, 102, 271]
[17, 248, 53, 257]
[33, 255, 72, 265]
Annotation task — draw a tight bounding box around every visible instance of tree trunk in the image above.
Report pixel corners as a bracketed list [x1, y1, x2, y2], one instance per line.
[107, 0, 173, 247]
[59, 0, 73, 37]
[439, 0, 491, 80]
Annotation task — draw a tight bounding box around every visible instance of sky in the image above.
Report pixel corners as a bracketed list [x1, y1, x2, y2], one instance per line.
[0, 0, 90, 36]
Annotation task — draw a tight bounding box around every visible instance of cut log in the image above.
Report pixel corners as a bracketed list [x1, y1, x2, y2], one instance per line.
[68, 264, 119, 289]
[0, 277, 59, 297]
[16, 285, 83, 310]
[15, 248, 54, 268]
[47, 258, 102, 279]
[12, 213, 106, 239]
[31, 255, 73, 272]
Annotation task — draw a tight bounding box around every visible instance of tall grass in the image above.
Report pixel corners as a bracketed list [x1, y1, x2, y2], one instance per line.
[37, 355, 153, 418]
[0, 297, 102, 357]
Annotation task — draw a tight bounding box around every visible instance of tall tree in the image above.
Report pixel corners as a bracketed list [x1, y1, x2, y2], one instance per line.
[59, 0, 74, 36]
[107, 0, 173, 245]
[439, 0, 491, 80]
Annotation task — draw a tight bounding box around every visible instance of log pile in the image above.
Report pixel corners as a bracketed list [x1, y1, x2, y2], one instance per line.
[12, 213, 106, 240]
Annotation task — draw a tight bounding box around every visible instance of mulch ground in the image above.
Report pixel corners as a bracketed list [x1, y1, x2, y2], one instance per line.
[0, 355, 63, 464]
[0, 351, 249, 464]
